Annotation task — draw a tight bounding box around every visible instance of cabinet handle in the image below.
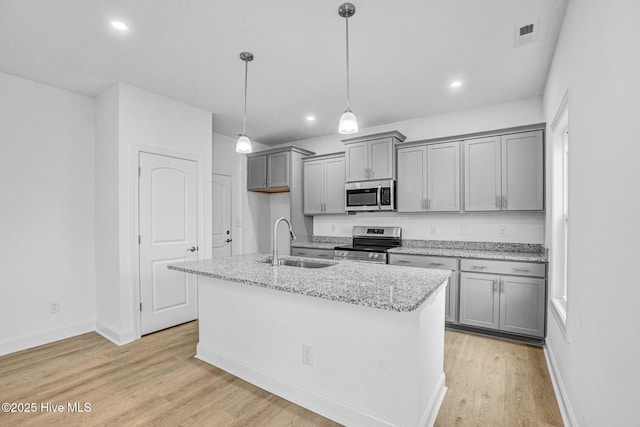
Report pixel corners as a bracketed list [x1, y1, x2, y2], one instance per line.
[397, 260, 411, 264]
[422, 199, 426, 210]
[427, 198, 431, 210]
[298, 251, 307, 255]
[513, 268, 530, 273]
[493, 280, 497, 293]
[495, 196, 500, 208]
[263, 178, 267, 186]
[318, 254, 329, 258]
[503, 195, 508, 209]
[267, 177, 270, 187]
[470, 265, 487, 270]
[429, 262, 444, 267]
[500, 278, 504, 293]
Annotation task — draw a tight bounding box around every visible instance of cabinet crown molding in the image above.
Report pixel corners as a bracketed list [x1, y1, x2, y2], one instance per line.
[245, 145, 315, 158]
[341, 130, 407, 145]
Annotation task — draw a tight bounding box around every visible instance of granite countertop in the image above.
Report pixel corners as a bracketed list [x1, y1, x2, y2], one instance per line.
[168, 254, 451, 313]
[290, 242, 339, 250]
[387, 247, 547, 262]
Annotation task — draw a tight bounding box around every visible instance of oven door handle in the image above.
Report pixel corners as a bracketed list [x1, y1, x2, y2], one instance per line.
[377, 185, 382, 210]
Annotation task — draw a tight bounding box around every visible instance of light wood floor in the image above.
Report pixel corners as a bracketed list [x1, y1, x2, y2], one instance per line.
[0, 322, 562, 426]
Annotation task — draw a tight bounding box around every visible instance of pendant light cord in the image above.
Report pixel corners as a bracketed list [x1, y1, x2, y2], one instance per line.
[243, 59, 248, 135]
[345, 15, 351, 109]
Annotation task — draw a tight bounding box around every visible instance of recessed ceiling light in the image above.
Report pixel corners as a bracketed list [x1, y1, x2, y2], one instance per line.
[450, 80, 463, 88]
[306, 115, 316, 122]
[110, 20, 128, 31]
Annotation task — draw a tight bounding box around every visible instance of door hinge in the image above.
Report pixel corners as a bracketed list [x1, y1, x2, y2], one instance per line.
[139, 302, 142, 312]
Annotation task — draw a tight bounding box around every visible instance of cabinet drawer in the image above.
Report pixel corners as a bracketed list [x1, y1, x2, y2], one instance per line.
[389, 254, 458, 270]
[460, 259, 546, 277]
[291, 247, 334, 260]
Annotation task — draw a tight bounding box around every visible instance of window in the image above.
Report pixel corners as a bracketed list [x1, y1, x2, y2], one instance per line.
[550, 93, 569, 338]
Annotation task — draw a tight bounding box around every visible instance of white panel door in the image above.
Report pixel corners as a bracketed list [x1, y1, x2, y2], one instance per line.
[369, 137, 393, 180]
[212, 173, 232, 258]
[501, 131, 544, 211]
[139, 152, 198, 335]
[397, 146, 427, 212]
[345, 142, 368, 182]
[459, 272, 500, 330]
[428, 141, 460, 211]
[464, 137, 501, 211]
[324, 156, 346, 213]
[499, 275, 546, 337]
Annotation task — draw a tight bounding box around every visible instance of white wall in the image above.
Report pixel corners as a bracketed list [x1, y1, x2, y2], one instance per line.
[0, 71, 96, 355]
[212, 132, 270, 255]
[95, 83, 212, 343]
[277, 97, 546, 243]
[542, 1, 640, 426]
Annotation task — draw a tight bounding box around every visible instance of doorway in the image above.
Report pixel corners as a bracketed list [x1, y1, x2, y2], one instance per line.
[138, 152, 198, 335]
[212, 172, 233, 258]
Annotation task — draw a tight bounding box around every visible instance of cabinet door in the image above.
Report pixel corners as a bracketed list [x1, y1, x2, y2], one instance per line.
[397, 146, 427, 212]
[445, 272, 459, 324]
[345, 142, 368, 182]
[459, 272, 500, 330]
[247, 155, 267, 190]
[303, 160, 324, 214]
[324, 156, 346, 213]
[267, 151, 290, 188]
[427, 141, 460, 211]
[464, 137, 501, 211]
[369, 137, 393, 180]
[501, 131, 544, 211]
[499, 276, 546, 337]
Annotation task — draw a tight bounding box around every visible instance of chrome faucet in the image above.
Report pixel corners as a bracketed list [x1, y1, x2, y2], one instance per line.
[272, 217, 297, 266]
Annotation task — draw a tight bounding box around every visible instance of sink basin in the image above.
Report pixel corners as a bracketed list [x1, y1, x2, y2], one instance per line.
[263, 258, 335, 269]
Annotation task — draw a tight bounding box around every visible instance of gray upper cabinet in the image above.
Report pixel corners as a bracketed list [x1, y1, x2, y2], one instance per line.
[247, 146, 314, 192]
[397, 141, 460, 212]
[464, 130, 544, 211]
[342, 131, 406, 182]
[501, 131, 544, 211]
[303, 153, 345, 215]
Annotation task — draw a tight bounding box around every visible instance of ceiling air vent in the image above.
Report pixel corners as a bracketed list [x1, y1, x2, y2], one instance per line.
[514, 21, 540, 47]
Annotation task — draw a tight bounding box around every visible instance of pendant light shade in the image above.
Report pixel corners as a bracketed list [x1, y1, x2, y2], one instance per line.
[236, 51, 254, 153]
[338, 108, 359, 134]
[338, 3, 358, 135]
[235, 135, 252, 153]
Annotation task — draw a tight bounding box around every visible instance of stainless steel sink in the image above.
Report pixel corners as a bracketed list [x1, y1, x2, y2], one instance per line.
[263, 258, 335, 269]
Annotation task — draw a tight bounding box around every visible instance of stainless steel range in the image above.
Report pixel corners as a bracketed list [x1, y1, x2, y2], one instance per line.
[334, 226, 402, 264]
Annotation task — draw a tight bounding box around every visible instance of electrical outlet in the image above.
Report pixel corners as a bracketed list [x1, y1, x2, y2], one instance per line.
[49, 301, 60, 314]
[430, 226, 437, 235]
[302, 345, 314, 366]
[498, 226, 507, 237]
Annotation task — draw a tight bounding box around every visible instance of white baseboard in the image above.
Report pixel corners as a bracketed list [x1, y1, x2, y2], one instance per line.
[0, 320, 95, 357]
[96, 322, 134, 346]
[197, 343, 428, 427]
[420, 373, 447, 427]
[544, 344, 578, 427]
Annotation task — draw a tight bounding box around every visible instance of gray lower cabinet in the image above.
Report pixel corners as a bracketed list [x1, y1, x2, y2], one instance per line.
[291, 247, 334, 260]
[388, 253, 459, 323]
[459, 259, 546, 338]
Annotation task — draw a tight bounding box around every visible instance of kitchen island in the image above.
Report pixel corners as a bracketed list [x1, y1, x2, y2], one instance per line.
[169, 254, 451, 427]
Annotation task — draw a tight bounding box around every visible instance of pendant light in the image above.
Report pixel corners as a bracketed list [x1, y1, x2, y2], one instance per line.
[236, 51, 254, 153]
[338, 2, 359, 134]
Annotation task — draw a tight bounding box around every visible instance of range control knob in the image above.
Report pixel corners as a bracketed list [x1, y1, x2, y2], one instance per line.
[368, 253, 374, 259]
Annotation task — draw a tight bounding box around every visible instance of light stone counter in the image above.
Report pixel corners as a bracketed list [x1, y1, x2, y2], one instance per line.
[387, 247, 548, 262]
[168, 253, 451, 312]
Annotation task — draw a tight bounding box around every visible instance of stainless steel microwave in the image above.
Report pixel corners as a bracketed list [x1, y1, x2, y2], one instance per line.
[345, 179, 396, 212]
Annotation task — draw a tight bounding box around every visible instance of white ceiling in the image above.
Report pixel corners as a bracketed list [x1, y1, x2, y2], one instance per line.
[0, 0, 567, 145]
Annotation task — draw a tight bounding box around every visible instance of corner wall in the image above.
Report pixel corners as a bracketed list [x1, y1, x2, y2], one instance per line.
[0, 71, 96, 355]
[542, 1, 640, 425]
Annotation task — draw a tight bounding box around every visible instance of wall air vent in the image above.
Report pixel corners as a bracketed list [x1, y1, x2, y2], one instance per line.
[515, 20, 540, 47]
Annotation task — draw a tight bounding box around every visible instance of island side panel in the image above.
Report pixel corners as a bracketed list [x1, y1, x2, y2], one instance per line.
[196, 276, 447, 427]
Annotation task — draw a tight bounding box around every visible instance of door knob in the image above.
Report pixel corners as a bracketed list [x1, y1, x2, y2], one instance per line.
[225, 239, 233, 243]
[187, 246, 198, 252]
